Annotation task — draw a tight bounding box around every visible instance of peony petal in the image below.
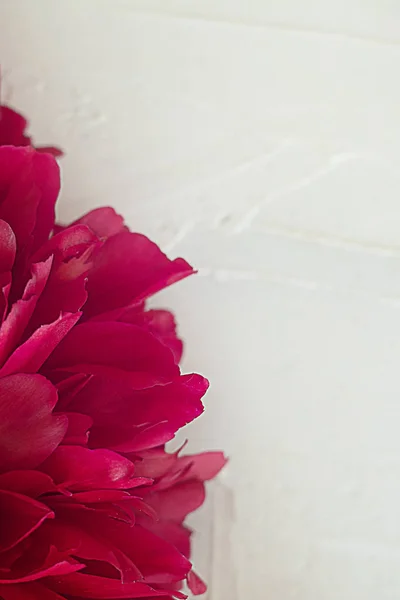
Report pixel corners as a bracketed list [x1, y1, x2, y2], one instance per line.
[187, 570, 207, 596]
[40, 446, 149, 491]
[47, 573, 174, 598]
[32, 224, 99, 264]
[62, 412, 93, 446]
[61, 508, 191, 583]
[30, 152, 60, 254]
[123, 525, 191, 582]
[0, 147, 59, 270]
[28, 225, 101, 330]
[83, 231, 194, 318]
[0, 219, 16, 273]
[0, 489, 53, 552]
[146, 482, 206, 523]
[0, 105, 29, 146]
[134, 448, 182, 480]
[99, 422, 176, 453]
[0, 583, 66, 600]
[173, 452, 228, 483]
[0, 312, 81, 376]
[71, 490, 130, 503]
[67, 375, 205, 453]
[44, 321, 179, 388]
[55, 372, 90, 411]
[40, 519, 143, 584]
[0, 560, 83, 584]
[0, 470, 59, 497]
[0, 257, 53, 365]
[119, 309, 183, 364]
[146, 522, 191, 560]
[0, 374, 67, 471]
[0, 219, 16, 320]
[67, 207, 126, 239]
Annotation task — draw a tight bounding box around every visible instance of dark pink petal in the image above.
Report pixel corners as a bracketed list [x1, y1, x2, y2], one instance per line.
[0, 470, 59, 497]
[174, 452, 228, 483]
[187, 571, 207, 596]
[55, 372, 90, 411]
[0, 257, 52, 365]
[99, 422, 176, 453]
[47, 573, 174, 598]
[146, 482, 206, 522]
[40, 446, 150, 491]
[44, 321, 179, 388]
[146, 523, 191, 560]
[71, 490, 130, 503]
[29, 226, 101, 330]
[0, 105, 30, 146]
[0, 312, 81, 376]
[62, 412, 93, 446]
[120, 309, 183, 363]
[121, 525, 191, 583]
[37, 146, 63, 157]
[134, 448, 181, 479]
[68, 375, 206, 452]
[41, 519, 143, 583]
[32, 224, 99, 264]
[0, 219, 16, 273]
[0, 560, 83, 584]
[0, 489, 53, 552]
[125, 497, 159, 522]
[65, 508, 191, 583]
[127, 375, 207, 430]
[0, 374, 67, 471]
[30, 153, 60, 255]
[0, 220, 16, 320]
[0, 583, 66, 600]
[67, 207, 126, 239]
[0, 147, 59, 261]
[83, 231, 194, 318]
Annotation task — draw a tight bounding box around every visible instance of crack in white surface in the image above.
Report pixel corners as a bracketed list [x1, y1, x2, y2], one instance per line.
[111, 1, 400, 49]
[248, 224, 400, 258]
[199, 267, 334, 291]
[234, 153, 360, 233]
[156, 139, 292, 213]
[199, 268, 400, 308]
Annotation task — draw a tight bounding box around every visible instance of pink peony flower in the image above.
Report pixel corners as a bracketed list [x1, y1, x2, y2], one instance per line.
[0, 143, 225, 599]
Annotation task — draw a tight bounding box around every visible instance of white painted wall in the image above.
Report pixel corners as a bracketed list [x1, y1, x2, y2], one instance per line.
[2, 1, 400, 598]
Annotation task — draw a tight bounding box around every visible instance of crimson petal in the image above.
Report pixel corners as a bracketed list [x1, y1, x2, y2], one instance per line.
[44, 321, 179, 388]
[67, 207, 126, 239]
[0, 374, 67, 471]
[0, 583, 66, 600]
[0, 470, 59, 497]
[119, 309, 183, 363]
[83, 231, 193, 318]
[0, 147, 59, 261]
[40, 446, 150, 491]
[187, 571, 207, 596]
[0, 312, 81, 376]
[146, 482, 206, 523]
[0, 257, 52, 365]
[46, 573, 174, 598]
[0, 490, 53, 552]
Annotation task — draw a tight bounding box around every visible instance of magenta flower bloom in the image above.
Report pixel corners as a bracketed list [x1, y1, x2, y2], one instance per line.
[0, 144, 225, 599]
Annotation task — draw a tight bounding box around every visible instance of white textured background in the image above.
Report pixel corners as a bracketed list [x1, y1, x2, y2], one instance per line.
[2, 1, 400, 598]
